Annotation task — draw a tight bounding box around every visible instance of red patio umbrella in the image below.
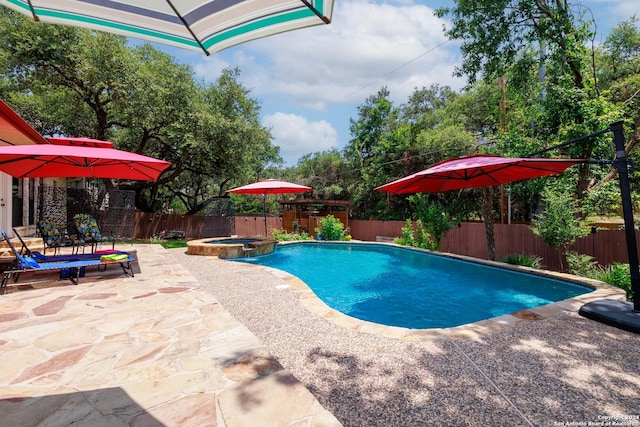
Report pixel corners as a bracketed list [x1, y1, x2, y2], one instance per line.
[0, 142, 171, 181]
[375, 154, 584, 194]
[226, 179, 312, 235]
[0, 99, 49, 146]
[46, 136, 115, 149]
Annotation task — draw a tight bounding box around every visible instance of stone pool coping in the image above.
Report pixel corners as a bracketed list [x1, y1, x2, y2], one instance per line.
[238, 240, 627, 341]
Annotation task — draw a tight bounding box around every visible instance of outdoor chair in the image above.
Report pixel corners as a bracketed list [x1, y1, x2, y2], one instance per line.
[13, 228, 127, 263]
[73, 214, 115, 253]
[1, 230, 134, 294]
[36, 219, 76, 255]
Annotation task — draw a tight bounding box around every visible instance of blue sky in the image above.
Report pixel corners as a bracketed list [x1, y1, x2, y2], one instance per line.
[149, 0, 639, 166]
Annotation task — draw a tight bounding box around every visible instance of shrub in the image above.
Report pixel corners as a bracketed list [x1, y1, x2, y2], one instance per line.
[566, 251, 599, 278]
[315, 215, 349, 241]
[501, 253, 543, 269]
[597, 263, 632, 301]
[395, 219, 415, 246]
[566, 251, 633, 301]
[270, 228, 312, 241]
[394, 219, 437, 250]
[408, 196, 455, 249]
[530, 188, 589, 270]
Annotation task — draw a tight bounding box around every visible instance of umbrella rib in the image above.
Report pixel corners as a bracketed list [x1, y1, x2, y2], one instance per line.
[0, 156, 62, 178]
[475, 166, 506, 186]
[165, 0, 210, 55]
[80, 159, 163, 180]
[26, 0, 39, 21]
[519, 163, 577, 173]
[0, 136, 17, 146]
[299, 0, 331, 24]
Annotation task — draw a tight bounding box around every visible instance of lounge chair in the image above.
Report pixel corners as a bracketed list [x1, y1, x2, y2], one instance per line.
[36, 219, 77, 255]
[72, 214, 115, 253]
[1, 230, 134, 294]
[13, 228, 128, 263]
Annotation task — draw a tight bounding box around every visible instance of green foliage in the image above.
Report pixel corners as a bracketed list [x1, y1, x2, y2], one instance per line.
[582, 181, 622, 217]
[501, 253, 543, 269]
[395, 219, 415, 246]
[531, 188, 589, 250]
[566, 251, 633, 301]
[436, 0, 593, 90]
[148, 235, 164, 244]
[73, 213, 91, 220]
[409, 196, 455, 248]
[394, 219, 437, 251]
[229, 193, 281, 217]
[270, 229, 312, 241]
[294, 150, 348, 200]
[315, 215, 350, 241]
[565, 251, 599, 278]
[597, 263, 632, 301]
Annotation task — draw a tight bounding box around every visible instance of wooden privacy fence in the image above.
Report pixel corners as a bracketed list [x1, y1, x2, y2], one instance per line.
[134, 212, 205, 239]
[234, 216, 282, 237]
[349, 220, 636, 272]
[133, 212, 282, 239]
[133, 212, 636, 271]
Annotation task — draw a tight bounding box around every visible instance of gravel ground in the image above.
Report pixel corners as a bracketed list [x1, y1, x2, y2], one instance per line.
[170, 249, 640, 427]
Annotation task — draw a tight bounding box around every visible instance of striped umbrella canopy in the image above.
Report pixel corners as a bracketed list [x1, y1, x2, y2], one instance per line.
[0, 0, 335, 55]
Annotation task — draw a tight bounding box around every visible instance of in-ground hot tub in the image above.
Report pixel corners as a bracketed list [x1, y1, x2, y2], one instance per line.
[187, 237, 277, 259]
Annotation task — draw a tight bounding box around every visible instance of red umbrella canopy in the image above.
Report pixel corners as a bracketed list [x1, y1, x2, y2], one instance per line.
[226, 179, 312, 195]
[226, 179, 311, 236]
[0, 143, 171, 181]
[46, 136, 114, 148]
[0, 99, 49, 146]
[375, 154, 584, 194]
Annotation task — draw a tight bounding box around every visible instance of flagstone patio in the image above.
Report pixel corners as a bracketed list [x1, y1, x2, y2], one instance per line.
[0, 244, 341, 426]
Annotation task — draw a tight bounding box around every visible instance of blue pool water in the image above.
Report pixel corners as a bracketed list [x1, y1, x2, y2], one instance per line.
[235, 242, 593, 329]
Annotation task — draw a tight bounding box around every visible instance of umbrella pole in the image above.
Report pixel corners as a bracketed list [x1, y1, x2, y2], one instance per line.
[263, 193, 268, 236]
[611, 121, 640, 311]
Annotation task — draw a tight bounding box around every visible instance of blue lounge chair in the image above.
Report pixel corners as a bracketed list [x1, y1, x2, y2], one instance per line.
[1, 230, 134, 294]
[12, 228, 128, 263]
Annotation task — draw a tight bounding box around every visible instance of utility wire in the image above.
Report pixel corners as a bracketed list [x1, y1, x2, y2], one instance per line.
[307, 145, 468, 180]
[339, 39, 452, 103]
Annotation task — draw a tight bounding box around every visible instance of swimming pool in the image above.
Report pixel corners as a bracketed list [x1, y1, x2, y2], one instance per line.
[235, 242, 594, 329]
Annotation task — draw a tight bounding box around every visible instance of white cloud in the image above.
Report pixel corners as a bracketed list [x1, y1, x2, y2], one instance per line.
[249, 0, 462, 103]
[614, 1, 640, 20]
[587, 0, 639, 22]
[193, 0, 462, 107]
[263, 113, 338, 165]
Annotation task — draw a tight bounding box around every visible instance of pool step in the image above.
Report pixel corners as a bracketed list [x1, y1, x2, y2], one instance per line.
[243, 247, 257, 256]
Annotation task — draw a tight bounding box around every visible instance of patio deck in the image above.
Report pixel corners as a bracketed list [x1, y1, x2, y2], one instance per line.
[0, 244, 340, 426]
[0, 244, 638, 426]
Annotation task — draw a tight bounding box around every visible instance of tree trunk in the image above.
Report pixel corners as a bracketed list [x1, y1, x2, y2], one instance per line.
[481, 187, 496, 261]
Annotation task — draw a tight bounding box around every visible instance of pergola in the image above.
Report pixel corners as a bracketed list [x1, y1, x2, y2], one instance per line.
[279, 199, 351, 237]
